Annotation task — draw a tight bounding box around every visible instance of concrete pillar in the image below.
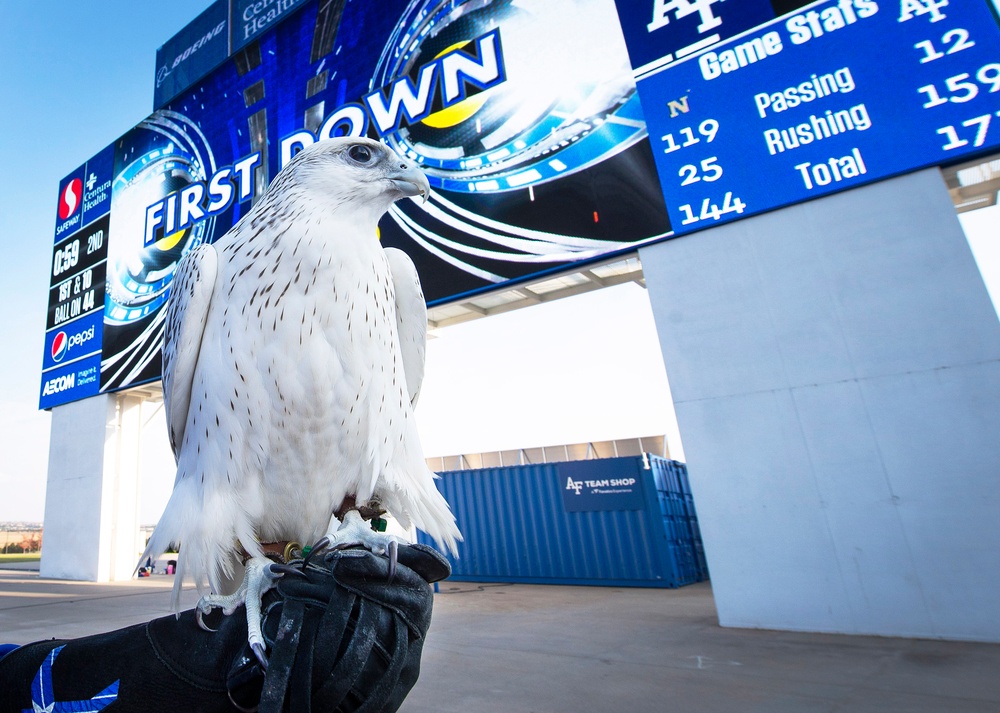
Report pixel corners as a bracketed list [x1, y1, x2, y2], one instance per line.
[40, 391, 145, 582]
[639, 169, 1000, 642]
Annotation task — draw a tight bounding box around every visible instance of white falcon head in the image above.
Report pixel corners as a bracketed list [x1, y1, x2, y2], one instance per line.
[272, 137, 430, 225]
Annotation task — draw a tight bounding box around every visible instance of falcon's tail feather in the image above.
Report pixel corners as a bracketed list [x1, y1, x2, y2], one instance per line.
[136, 519, 191, 614]
[381, 464, 463, 557]
[137, 475, 244, 611]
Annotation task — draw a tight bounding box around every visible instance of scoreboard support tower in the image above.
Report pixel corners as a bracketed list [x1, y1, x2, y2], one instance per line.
[640, 169, 1000, 642]
[41, 393, 151, 582]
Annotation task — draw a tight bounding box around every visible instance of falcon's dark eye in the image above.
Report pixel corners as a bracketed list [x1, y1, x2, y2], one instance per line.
[348, 144, 373, 163]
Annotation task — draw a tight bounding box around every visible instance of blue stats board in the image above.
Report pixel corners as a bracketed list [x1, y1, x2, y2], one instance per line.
[615, 0, 1000, 235]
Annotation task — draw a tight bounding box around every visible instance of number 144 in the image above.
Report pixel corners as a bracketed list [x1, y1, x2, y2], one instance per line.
[678, 192, 746, 226]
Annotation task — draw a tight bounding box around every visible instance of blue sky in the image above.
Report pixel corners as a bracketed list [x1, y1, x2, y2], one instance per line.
[0, 1, 212, 520]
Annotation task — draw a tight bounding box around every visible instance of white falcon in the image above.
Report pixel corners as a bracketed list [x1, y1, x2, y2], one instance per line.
[139, 137, 461, 665]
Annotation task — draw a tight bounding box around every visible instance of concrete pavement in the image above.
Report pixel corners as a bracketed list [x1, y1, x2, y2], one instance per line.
[1, 570, 998, 712]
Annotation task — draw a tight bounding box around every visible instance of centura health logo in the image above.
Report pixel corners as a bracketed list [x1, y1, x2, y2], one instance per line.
[59, 178, 82, 220]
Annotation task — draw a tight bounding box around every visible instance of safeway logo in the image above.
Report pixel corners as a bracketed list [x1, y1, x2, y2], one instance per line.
[59, 178, 82, 220]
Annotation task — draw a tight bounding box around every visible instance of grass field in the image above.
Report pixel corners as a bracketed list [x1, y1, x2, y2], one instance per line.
[0, 553, 41, 563]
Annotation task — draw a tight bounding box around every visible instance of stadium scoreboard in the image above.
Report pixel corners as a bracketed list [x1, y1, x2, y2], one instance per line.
[40, 0, 1000, 410]
[614, 0, 1000, 234]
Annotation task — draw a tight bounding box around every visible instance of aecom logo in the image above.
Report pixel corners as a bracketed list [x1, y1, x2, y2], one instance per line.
[41, 373, 75, 396]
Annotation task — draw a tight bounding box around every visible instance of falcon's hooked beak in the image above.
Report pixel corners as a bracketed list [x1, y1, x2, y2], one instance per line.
[388, 166, 431, 203]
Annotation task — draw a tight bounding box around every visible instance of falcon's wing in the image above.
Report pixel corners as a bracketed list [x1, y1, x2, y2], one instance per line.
[384, 247, 427, 407]
[162, 243, 219, 461]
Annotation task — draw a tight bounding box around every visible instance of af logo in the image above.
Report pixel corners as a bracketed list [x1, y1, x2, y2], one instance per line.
[648, 0, 724, 34]
[898, 0, 948, 23]
[23, 646, 119, 713]
[86, 172, 97, 192]
[565, 477, 584, 495]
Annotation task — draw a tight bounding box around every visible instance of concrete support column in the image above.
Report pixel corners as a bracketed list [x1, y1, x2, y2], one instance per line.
[40, 391, 145, 582]
[639, 169, 1000, 642]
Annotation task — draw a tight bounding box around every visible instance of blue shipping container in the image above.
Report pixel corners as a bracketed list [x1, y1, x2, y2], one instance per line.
[417, 455, 708, 588]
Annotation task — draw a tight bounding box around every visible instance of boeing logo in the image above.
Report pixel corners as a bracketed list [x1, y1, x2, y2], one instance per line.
[156, 19, 227, 88]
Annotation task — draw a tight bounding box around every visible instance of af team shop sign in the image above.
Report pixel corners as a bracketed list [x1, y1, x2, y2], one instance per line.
[614, 0, 1000, 235]
[41, 0, 670, 410]
[560, 460, 646, 512]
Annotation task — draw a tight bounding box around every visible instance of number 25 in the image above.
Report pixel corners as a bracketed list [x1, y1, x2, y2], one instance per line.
[679, 157, 723, 186]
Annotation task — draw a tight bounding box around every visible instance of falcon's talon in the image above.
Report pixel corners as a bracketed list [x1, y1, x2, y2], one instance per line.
[303, 538, 331, 570]
[304, 537, 330, 568]
[387, 540, 398, 583]
[251, 641, 269, 670]
[195, 607, 218, 633]
[268, 562, 308, 579]
[191, 557, 279, 668]
[196, 587, 247, 618]
[323, 509, 408, 574]
[228, 690, 260, 713]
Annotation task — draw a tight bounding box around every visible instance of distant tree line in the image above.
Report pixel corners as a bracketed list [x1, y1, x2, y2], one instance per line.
[1, 532, 42, 554]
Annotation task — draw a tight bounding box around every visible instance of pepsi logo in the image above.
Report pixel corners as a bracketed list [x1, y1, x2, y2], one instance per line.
[51, 331, 68, 362]
[49, 324, 95, 363]
[59, 178, 83, 220]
